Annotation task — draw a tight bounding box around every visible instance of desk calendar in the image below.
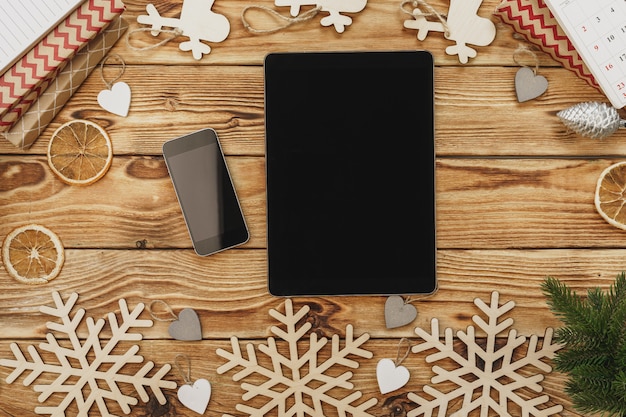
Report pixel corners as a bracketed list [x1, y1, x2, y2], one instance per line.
[544, 0, 626, 108]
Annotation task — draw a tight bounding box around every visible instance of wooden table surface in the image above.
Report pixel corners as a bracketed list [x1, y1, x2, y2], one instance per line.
[1, 0, 625, 416]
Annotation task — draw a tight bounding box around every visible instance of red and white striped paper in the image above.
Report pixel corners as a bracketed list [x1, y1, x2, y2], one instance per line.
[494, 0, 600, 91]
[0, 0, 126, 132]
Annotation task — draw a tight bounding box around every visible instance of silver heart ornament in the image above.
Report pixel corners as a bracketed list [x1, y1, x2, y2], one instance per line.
[384, 296, 417, 329]
[168, 308, 202, 341]
[515, 67, 548, 103]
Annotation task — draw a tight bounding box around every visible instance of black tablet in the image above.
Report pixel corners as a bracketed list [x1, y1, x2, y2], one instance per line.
[264, 51, 436, 296]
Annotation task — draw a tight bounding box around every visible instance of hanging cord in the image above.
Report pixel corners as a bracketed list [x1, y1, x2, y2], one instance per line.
[126, 27, 183, 52]
[99, 53, 126, 90]
[395, 338, 412, 367]
[241, 5, 322, 34]
[513, 44, 541, 75]
[147, 300, 179, 322]
[400, 0, 450, 37]
[175, 354, 194, 385]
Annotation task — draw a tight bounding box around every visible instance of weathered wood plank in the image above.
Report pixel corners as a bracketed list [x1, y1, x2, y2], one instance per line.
[2, 156, 625, 249]
[0, 64, 621, 157]
[0, 248, 623, 339]
[0, 155, 266, 249]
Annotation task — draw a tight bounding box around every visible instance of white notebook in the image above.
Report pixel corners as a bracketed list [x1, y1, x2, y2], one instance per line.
[544, 0, 626, 108]
[0, 0, 83, 75]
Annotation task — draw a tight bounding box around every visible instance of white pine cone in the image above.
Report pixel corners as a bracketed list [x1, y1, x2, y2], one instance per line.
[557, 101, 623, 139]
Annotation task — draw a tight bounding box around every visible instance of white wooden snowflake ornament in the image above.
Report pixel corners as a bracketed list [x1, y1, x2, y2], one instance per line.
[137, 0, 230, 59]
[403, 0, 496, 63]
[216, 298, 377, 417]
[408, 291, 564, 417]
[0, 291, 177, 416]
[275, 0, 367, 32]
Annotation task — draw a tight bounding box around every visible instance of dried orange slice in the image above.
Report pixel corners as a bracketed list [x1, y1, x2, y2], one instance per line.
[595, 162, 626, 230]
[2, 224, 65, 284]
[47, 119, 113, 185]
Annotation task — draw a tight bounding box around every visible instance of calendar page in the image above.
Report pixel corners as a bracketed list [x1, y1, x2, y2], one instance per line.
[544, 0, 626, 108]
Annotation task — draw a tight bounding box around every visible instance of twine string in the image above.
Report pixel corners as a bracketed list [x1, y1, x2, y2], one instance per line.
[400, 0, 450, 37]
[395, 338, 412, 367]
[147, 300, 178, 322]
[241, 5, 322, 34]
[403, 294, 432, 304]
[125, 27, 183, 52]
[513, 44, 540, 75]
[175, 354, 193, 385]
[99, 53, 126, 90]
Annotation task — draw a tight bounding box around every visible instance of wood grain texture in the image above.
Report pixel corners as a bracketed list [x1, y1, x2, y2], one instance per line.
[1, 0, 621, 415]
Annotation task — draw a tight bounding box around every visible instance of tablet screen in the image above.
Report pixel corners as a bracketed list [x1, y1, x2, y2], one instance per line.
[264, 51, 436, 296]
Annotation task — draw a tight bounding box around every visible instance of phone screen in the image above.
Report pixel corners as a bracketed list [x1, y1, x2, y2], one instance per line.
[163, 129, 249, 256]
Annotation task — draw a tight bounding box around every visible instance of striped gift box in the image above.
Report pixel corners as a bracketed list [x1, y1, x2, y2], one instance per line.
[0, 0, 126, 133]
[1, 17, 129, 149]
[494, 0, 600, 91]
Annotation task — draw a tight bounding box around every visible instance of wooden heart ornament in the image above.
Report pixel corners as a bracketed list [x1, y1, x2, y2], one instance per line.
[168, 308, 202, 341]
[178, 378, 211, 414]
[377, 358, 410, 394]
[385, 296, 417, 329]
[97, 81, 131, 117]
[515, 67, 548, 102]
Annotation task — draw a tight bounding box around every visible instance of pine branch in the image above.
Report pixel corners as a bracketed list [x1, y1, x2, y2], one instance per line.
[542, 273, 626, 416]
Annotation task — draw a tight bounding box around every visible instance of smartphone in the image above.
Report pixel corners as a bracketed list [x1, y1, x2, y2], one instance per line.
[163, 128, 249, 256]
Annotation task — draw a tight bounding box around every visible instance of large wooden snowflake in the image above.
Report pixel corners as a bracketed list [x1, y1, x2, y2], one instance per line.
[408, 291, 564, 417]
[0, 291, 177, 416]
[216, 298, 377, 417]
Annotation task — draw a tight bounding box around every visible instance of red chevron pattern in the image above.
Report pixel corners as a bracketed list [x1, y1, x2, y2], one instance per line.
[494, 0, 599, 91]
[0, 0, 125, 132]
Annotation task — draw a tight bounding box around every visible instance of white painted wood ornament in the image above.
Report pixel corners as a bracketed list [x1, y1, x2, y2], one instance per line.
[175, 355, 212, 414]
[242, 0, 367, 33]
[0, 292, 177, 416]
[179, 379, 212, 414]
[97, 54, 131, 117]
[137, 0, 230, 59]
[402, 0, 496, 63]
[276, 0, 367, 32]
[376, 339, 412, 394]
[377, 359, 410, 394]
[98, 81, 131, 116]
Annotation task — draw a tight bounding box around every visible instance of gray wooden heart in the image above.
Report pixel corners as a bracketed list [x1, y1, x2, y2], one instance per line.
[515, 67, 548, 102]
[168, 308, 202, 341]
[385, 296, 417, 329]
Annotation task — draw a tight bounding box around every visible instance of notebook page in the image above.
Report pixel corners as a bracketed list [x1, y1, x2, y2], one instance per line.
[544, 0, 626, 108]
[0, 0, 83, 75]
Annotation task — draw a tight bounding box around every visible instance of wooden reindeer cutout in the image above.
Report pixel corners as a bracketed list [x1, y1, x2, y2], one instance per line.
[403, 0, 496, 63]
[138, 0, 230, 59]
[274, 0, 368, 33]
